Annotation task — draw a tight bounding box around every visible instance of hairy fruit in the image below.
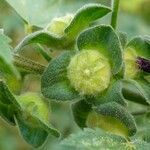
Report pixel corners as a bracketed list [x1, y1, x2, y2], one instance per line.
[67, 50, 111, 95]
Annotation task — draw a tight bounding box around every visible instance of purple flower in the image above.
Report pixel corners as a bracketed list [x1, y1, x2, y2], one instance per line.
[137, 57, 150, 73]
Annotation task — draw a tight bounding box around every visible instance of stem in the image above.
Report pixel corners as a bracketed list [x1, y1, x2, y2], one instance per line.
[13, 54, 46, 74]
[36, 44, 52, 62]
[111, 0, 120, 30]
[24, 23, 33, 34]
[131, 110, 149, 116]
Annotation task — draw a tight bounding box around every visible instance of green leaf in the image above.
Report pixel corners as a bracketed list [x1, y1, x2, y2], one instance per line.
[144, 75, 150, 83]
[0, 102, 15, 125]
[94, 80, 127, 107]
[0, 79, 19, 125]
[87, 102, 137, 137]
[127, 36, 150, 59]
[15, 93, 60, 138]
[0, 81, 60, 147]
[5, 0, 110, 28]
[0, 79, 20, 108]
[134, 113, 150, 143]
[16, 93, 51, 124]
[144, 36, 150, 45]
[54, 128, 150, 150]
[14, 4, 111, 52]
[72, 100, 92, 128]
[118, 32, 128, 49]
[14, 92, 60, 147]
[65, 4, 111, 39]
[77, 25, 123, 75]
[122, 79, 150, 105]
[14, 31, 66, 52]
[15, 114, 48, 148]
[41, 51, 82, 101]
[136, 79, 150, 103]
[0, 31, 19, 77]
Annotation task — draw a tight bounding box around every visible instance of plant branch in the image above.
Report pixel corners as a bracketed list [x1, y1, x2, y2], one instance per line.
[36, 44, 52, 62]
[13, 53, 46, 74]
[131, 110, 149, 116]
[111, 0, 120, 30]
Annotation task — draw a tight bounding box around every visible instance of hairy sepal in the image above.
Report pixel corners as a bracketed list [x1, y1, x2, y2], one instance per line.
[77, 25, 123, 75]
[72, 100, 92, 128]
[0, 80, 60, 147]
[41, 51, 82, 101]
[94, 80, 127, 107]
[15, 4, 111, 52]
[122, 79, 150, 106]
[127, 36, 150, 59]
[87, 102, 137, 138]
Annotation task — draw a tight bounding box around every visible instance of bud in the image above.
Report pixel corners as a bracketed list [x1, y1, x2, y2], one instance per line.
[16, 92, 50, 124]
[86, 102, 137, 138]
[124, 47, 139, 79]
[86, 111, 129, 137]
[124, 47, 150, 79]
[136, 57, 150, 73]
[46, 14, 73, 36]
[67, 50, 111, 95]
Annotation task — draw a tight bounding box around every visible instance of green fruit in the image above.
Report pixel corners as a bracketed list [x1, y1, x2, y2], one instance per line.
[67, 50, 111, 95]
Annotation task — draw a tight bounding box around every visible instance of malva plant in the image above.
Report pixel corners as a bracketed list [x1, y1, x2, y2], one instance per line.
[0, 0, 150, 149]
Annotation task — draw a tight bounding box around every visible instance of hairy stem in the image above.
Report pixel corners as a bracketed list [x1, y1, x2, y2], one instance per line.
[13, 54, 46, 74]
[36, 44, 52, 62]
[111, 0, 120, 29]
[131, 110, 149, 116]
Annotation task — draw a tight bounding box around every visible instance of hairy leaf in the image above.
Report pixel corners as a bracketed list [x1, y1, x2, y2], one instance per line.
[134, 113, 150, 143]
[15, 4, 111, 52]
[15, 114, 48, 148]
[54, 128, 150, 150]
[15, 93, 60, 138]
[65, 4, 111, 39]
[5, 0, 110, 28]
[118, 32, 128, 49]
[0, 31, 19, 77]
[0, 80, 20, 125]
[15, 31, 66, 52]
[127, 36, 150, 59]
[0, 80, 60, 147]
[72, 100, 92, 128]
[87, 102, 137, 137]
[77, 25, 123, 75]
[122, 79, 150, 105]
[0, 102, 15, 125]
[94, 80, 127, 106]
[41, 51, 82, 101]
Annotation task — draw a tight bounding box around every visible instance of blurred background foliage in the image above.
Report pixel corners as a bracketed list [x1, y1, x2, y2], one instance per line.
[0, 0, 150, 150]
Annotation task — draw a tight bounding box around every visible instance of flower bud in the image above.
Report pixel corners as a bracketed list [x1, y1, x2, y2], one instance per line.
[67, 50, 111, 95]
[86, 111, 129, 137]
[86, 102, 137, 138]
[124, 47, 150, 79]
[124, 47, 139, 79]
[46, 14, 73, 36]
[16, 92, 50, 124]
[136, 57, 150, 73]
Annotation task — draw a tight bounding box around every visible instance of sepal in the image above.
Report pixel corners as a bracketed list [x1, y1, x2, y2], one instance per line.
[77, 25, 123, 75]
[87, 102, 137, 137]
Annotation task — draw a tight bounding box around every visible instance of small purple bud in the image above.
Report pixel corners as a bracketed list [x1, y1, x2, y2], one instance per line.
[136, 57, 150, 73]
